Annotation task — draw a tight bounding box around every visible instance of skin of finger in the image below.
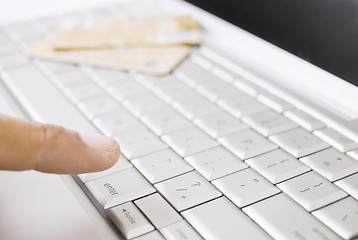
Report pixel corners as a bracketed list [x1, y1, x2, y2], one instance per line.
[0, 114, 120, 174]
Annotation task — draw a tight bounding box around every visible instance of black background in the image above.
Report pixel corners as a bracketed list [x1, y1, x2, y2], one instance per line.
[187, 0, 358, 87]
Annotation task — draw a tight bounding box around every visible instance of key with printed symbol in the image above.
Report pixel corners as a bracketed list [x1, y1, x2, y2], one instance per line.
[212, 168, 280, 207]
[182, 197, 271, 240]
[242, 110, 298, 137]
[193, 111, 248, 138]
[160, 220, 203, 240]
[161, 127, 220, 157]
[85, 168, 156, 209]
[269, 127, 330, 158]
[107, 201, 154, 239]
[155, 171, 221, 211]
[93, 109, 145, 136]
[335, 173, 358, 200]
[246, 149, 311, 184]
[131, 149, 193, 184]
[140, 107, 192, 136]
[78, 96, 120, 120]
[243, 193, 341, 240]
[277, 171, 347, 211]
[115, 129, 167, 159]
[185, 146, 248, 181]
[284, 109, 326, 131]
[218, 128, 278, 160]
[312, 197, 358, 239]
[300, 148, 358, 181]
[314, 127, 358, 152]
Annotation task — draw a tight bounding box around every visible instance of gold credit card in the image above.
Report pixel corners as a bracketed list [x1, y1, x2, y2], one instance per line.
[30, 42, 190, 75]
[51, 15, 201, 50]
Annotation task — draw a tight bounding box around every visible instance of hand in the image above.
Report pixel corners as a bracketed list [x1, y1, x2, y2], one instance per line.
[0, 113, 120, 174]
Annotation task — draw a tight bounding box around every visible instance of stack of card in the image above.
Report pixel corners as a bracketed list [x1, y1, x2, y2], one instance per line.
[30, 15, 201, 75]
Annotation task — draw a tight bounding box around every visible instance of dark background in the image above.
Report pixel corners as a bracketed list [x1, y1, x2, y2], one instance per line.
[187, 0, 358, 87]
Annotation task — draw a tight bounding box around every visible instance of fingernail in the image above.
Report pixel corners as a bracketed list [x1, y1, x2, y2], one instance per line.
[80, 133, 118, 152]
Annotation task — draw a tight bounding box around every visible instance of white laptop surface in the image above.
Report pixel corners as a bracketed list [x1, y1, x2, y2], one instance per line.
[1, 0, 358, 239]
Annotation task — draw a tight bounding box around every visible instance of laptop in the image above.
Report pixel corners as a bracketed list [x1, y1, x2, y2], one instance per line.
[1, 0, 358, 239]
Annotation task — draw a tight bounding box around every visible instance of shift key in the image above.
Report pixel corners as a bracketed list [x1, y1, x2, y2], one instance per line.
[86, 168, 156, 209]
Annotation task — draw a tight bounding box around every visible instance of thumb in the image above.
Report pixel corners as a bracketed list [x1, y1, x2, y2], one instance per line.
[0, 113, 120, 174]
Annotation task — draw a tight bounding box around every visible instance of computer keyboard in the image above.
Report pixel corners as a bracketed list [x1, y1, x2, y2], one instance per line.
[1, 4, 358, 240]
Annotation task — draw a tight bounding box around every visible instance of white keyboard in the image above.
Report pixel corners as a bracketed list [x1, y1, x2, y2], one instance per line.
[1, 4, 358, 240]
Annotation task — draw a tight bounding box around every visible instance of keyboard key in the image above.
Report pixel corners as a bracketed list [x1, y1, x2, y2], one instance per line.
[78, 96, 120, 120]
[107, 201, 154, 239]
[161, 127, 220, 157]
[135, 193, 182, 229]
[243, 193, 341, 240]
[50, 69, 89, 89]
[312, 197, 358, 240]
[211, 66, 235, 83]
[6, 21, 41, 40]
[284, 109, 326, 131]
[185, 147, 248, 181]
[0, 51, 30, 70]
[195, 82, 239, 102]
[335, 173, 358, 200]
[64, 82, 104, 103]
[133, 73, 176, 89]
[246, 149, 311, 184]
[182, 197, 271, 240]
[277, 171, 347, 211]
[153, 82, 194, 103]
[133, 231, 165, 240]
[132, 149, 193, 184]
[160, 220, 203, 240]
[269, 127, 330, 158]
[36, 60, 77, 75]
[86, 168, 155, 209]
[122, 93, 166, 117]
[93, 109, 145, 136]
[174, 60, 214, 87]
[172, 93, 220, 120]
[107, 81, 146, 102]
[218, 129, 278, 160]
[140, 107, 192, 136]
[189, 53, 214, 70]
[232, 77, 262, 97]
[89, 68, 132, 88]
[1, 65, 98, 133]
[115, 129, 167, 159]
[218, 95, 269, 118]
[314, 127, 358, 152]
[347, 148, 358, 160]
[0, 42, 19, 56]
[194, 111, 248, 138]
[212, 168, 280, 207]
[242, 110, 298, 136]
[155, 171, 221, 211]
[79, 154, 132, 182]
[300, 148, 358, 181]
[257, 92, 294, 113]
